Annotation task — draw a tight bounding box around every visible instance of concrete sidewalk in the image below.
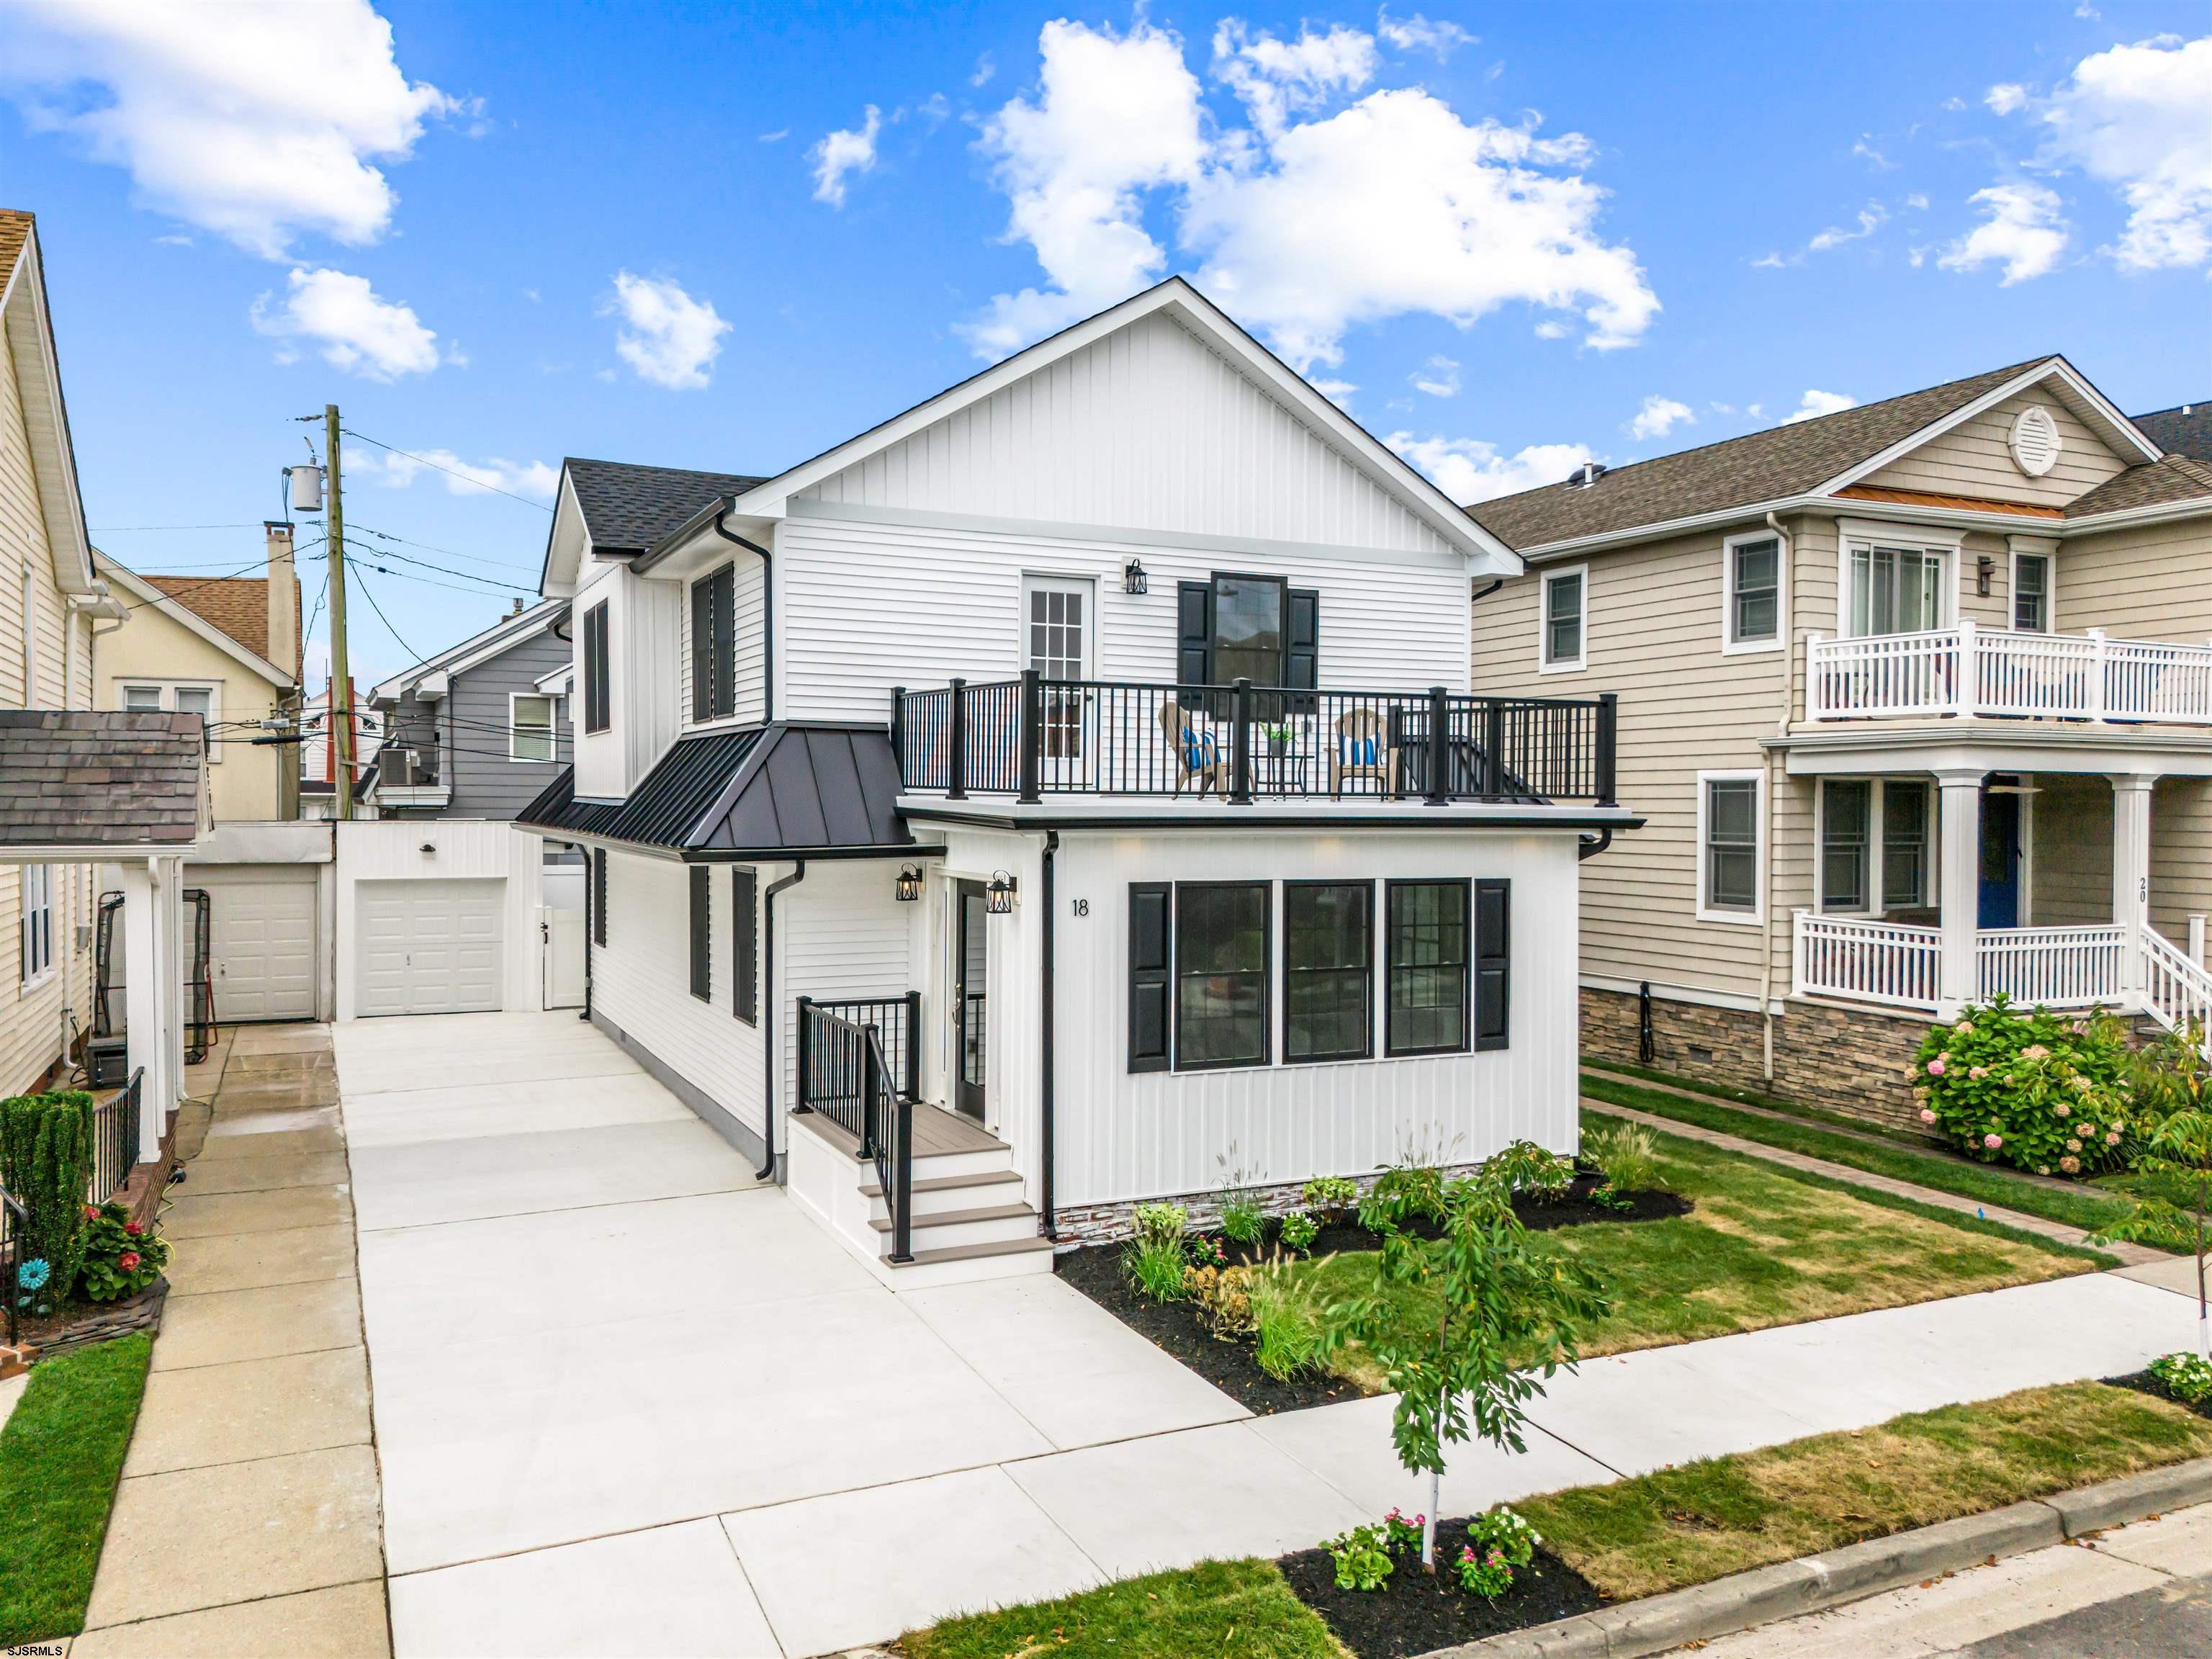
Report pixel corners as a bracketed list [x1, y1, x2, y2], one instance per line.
[76, 1022, 388, 1658]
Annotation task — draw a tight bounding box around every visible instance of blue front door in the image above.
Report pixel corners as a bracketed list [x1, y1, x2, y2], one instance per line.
[1979, 791, 2020, 928]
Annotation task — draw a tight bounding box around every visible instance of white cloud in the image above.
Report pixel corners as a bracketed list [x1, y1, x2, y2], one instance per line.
[1750, 251, 1786, 269]
[971, 52, 997, 88]
[356, 448, 557, 499]
[1851, 138, 1894, 169]
[963, 19, 1655, 367]
[1905, 192, 1930, 210]
[2075, 1, 2102, 17]
[603, 271, 731, 390]
[1386, 431, 1594, 504]
[1376, 10, 1475, 60]
[1532, 318, 1572, 339]
[757, 128, 789, 143]
[4, 0, 453, 259]
[251, 267, 439, 379]
[811, 104, 881, 207]
[1411, 355, 1460, 397]
[920, 92, 951, 128]
[1628, 395, 1694, 440]
[1938, 181, 2069, 283]
[1809, 202, 1889, 251]
[1986, 83, 2031, 115]
[1781, 389, 1858, 426]
[1308, 376, 1358, 410]
[2031, 35, 2212, 271]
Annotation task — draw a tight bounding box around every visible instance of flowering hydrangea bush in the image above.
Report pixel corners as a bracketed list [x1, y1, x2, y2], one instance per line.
[1912, 999, 2133, 1176]
[78, 1199, 169, 1302]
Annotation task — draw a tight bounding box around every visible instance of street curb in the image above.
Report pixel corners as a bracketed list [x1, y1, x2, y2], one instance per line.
[1426, 1454, 2212, 1658]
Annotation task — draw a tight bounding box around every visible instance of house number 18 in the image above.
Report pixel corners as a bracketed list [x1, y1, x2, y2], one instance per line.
[1071, 898, 1089, 917]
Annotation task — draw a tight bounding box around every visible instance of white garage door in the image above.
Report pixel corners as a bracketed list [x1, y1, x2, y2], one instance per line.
[356, 879, 505, 1017]
[194, 867, 318, 1023]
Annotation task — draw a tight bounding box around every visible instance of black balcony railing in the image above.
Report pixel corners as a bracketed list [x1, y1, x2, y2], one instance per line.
[89, 1069, 143, 1208]
[793, 997, 917, 1264]
[891, 673, 1617, 806]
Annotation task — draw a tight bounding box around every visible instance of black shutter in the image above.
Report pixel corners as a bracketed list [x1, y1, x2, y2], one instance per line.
[1474, 878, 1510, 1051]
[711, 566, 736, 719]
[1176, 581, 1212, 688]
[691, 578, 712, 722]
[584, 602, 611, 734]
[732, 867, 759, 1025]
[688, 866, 711, 999]
[1286, 588, 1318, 698]
[592, 848, 608, 948]
[1128, 884, 1172, 1072]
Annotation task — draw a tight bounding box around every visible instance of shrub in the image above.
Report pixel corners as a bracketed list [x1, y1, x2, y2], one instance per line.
[1219, 1194, 1264, 1246]
[1303, 1175, 1359, 1225]
[1913, 1000, 2133, 1177]
[1130, 1201, 1187, 1251]
[1358, 1161, 1448, 1234]
[1583, 1121, 1668, 1194]
[1278, 1208, 1321, 1254]
[1382, 1509, 1424, 1556]
[1, 1091, 96, 1314]
[1184, 1233, 1230, 1272]
[1187, 1264, 1252, 1338]
[1457, 1507, 1541, 1600]
[1326, 1523, 1394, 1591]
[1486, 1140, 1575, 1202]
[78, 1201, 168, 1303]
[1124, 1240, 1190, 1303]
[2149, 1351, 2212, 1406]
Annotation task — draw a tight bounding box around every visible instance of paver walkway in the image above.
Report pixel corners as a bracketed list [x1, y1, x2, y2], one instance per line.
[332, 1012, 2200, 1659]
[76, 1022, 389, 1658]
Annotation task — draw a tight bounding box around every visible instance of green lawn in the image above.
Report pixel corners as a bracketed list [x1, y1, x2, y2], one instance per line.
[0, 1334, 152, 1646]
[1287, 1115, 2105, 1394]
[1578, 1070, 2180, 1246]
[1523, 1380, 2212, 1599]
[902, 1559, 1341, 1659]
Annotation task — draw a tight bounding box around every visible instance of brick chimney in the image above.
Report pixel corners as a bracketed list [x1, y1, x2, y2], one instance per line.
[265, 521, 298, 679]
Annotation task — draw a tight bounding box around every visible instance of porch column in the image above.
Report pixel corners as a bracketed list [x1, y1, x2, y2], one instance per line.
[2111, 773, 2156, 1002]
[120, 859, 166, 1162]
[1937, 769, 1984, 1014]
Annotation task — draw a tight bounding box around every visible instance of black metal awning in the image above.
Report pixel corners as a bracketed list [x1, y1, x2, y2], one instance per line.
[518, 724, 913, 859]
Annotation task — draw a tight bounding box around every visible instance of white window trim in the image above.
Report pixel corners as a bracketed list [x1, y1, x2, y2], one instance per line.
[509, 691, 559, 763]
[1537, 564, 1589, 674]
[1696, 769, 1765, 927]
[1835, 521, 1964, 639]
[2008, 543, 2058, 634]
[20, 863, 55, 989]
[118, 679, 223, 763]
[1720, 529, 1786, 655]
[1019, 571, 1100, 679]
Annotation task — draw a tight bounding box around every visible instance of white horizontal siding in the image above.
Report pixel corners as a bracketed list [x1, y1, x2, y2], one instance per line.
[796, 310, 1453, 557]
[778, 517, 1473, 723]
[778, 861, 914, 1106]
[1866, 388, 2129, 507]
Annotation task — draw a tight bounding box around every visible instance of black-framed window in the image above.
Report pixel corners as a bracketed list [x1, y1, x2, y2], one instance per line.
[591, 848, 608, 947]
[1175, 574, 1318, 688]
[1882, 781, 1930, 909]
[583, 600, 611, 734]
[688, 865, 711, 1000]
[732, 867, 759, 1025]
[1174, 882, 1271, 1069]
[691, 565, 736, 722]
[1283, 882, 1372, 1063]
[1385, 880, 1469, 1056]
[1822, 779, 1871, 912]
[1730, 538, 1780, 644]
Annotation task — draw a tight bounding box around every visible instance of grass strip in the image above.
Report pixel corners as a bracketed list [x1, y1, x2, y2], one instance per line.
[1582, 1058, 1947, 1144]
[0, 1333, 153, 1647]
[1521, 1379, 2212, 1601]
[901, 1558, 1340, 1659]
[1581, 1070, 2141, 1240]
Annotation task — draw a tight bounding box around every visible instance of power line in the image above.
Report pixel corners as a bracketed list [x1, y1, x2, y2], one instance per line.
[90, 522, 269, 532]
[344, 558, 423, 660]
[348, 521, 544, 577]
[338, 429, 554, 512]
[346, 540, 532, 595]
[116, 539, 327, 612]
[345, 556, 530, 599]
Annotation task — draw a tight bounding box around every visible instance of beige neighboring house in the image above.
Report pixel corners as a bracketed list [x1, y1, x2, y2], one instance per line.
[92, 521, 302, 822]
[1468, 356, 2212, 1131]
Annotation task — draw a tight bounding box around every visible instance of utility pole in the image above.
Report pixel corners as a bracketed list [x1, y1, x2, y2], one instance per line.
[324, 403, 355, 821]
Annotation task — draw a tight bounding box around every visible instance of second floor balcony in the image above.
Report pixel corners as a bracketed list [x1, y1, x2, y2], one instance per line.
[891, 675, 1619, 806]
[1809, 623, 2212, 727]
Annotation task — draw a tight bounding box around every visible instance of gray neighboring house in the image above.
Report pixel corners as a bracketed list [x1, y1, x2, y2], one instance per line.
[367, 598, 574, 820]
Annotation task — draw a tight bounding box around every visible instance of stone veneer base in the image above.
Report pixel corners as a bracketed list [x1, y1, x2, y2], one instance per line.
[1051, 1161, 1494, 1248]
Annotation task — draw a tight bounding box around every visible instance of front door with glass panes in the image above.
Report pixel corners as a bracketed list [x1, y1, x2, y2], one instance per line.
[953, 879, 989, 1120]
[1022, 576, 1092, 787]
[1848, 544, 1949, 636]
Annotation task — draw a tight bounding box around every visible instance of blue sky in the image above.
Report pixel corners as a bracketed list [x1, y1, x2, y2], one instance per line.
[4, 1, 2206, 685]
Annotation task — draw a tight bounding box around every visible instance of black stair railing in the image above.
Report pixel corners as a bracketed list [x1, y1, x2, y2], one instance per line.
[794, 999, 915, 1264]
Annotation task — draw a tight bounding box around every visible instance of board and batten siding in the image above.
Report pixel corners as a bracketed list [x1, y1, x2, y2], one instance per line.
[570, 559, 681, 801]
[675, 556, 766, 735]
[1863, 388, 2131, 508]
[795, 308, 1456, 558]
[776, 515, 1473, 724]
[777, 861, 912, 1110]
[446, 624, 574, 820]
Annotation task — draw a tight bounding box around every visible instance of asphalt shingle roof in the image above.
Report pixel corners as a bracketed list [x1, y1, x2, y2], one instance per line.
[564, 459, 770, 555]
[143, 575, 301, 679]
[2064, 454, 2212, 518]
[1470, 360, 2051, 550]
[0, 711, 204, 848]
[2131, 403, 2212, 463]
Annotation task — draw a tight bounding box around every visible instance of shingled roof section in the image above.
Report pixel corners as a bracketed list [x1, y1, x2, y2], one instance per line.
[0, 210, 30, 297]
[143, 575, 302, 678]
[0, 711, 205, 848]
[1470, 359, 2051, 551]
[2131, 403, 2212, 463]
[564, 459, 771, 555]
[2065, 454, 2212, 518]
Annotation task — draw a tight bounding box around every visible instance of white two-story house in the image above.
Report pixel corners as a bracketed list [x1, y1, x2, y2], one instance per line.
[523, 280, 1637, 1284]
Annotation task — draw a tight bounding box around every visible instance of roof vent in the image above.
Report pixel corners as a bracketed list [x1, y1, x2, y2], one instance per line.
[2010, 405, 2062, 477]
[1565, 462, 1609, 489]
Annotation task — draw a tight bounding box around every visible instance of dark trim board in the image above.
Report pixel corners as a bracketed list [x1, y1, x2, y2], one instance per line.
[590, 1008, 772, 1176]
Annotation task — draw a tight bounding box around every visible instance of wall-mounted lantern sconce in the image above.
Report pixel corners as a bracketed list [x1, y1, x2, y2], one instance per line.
[1977, 554, 1995, 597]
[1123, 558, 1148, 596]
[985, 871, 1018, 914]
[894, 863, 923, 902]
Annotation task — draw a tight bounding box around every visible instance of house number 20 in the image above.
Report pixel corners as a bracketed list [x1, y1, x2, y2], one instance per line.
[1071, 898, 1089, 917]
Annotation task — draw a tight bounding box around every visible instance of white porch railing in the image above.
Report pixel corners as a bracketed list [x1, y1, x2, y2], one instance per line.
[1974, 925, 2129, 1007]
[1794, 913, 1943, 1012]
[1807, 623, 2212, 724]
[2141, 925, 2212, 1051]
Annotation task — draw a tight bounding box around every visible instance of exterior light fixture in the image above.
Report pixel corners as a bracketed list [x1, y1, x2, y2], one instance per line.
[894, 863, 923, 902]
[1123, 558, 1148, 595]
[1977, 554, 1995, 597]
[985, 871, 1017, 914]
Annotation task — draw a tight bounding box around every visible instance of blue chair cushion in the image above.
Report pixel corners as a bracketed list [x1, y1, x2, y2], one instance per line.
[1181, 727, 1218, 770]
[1339, 734, 1378, 766]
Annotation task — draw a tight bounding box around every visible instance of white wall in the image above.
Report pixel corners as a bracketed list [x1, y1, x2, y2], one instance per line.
[571, 559, 683, 801]
[776, 513, 1475, 724]
[335, 819, 531, 1019]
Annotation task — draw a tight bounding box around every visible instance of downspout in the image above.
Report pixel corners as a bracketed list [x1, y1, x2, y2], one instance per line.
[1761, 511, 1795, 1088]
[759, 860, 807, 1179]
[711, 508, 774, 724]
[1040, 831, 1058, 1239]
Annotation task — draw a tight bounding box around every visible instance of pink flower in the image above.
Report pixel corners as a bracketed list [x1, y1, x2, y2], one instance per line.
[1955, 1021, 1976, 1035]
[2054, 1102, 2071, 1118]
[2066, 1140, 2082, 1154]
[1920, 1108, 1938, 1124]
[2022, 1045, 2051, 1061]
[124, 1221, 143, 1236]
[2059, 1156, 2080, 1174]
[1984, 1133, 2003, 1149]
[1928, 1058, 1948, 1076]
[118, 1251, 140, 1272]
[1970, 1066, 1989, 1079]
[2071, 1020, 2090, 1035]
[2106, 1131, 2123, 1146]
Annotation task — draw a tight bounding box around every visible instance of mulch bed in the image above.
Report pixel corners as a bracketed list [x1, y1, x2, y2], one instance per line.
[9, 1279, 168, 1362]
[2105, 1370, 2212, 1421]
[1277, 1529, 1606, 1658]
[1056, 1181, 1691, 1414]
